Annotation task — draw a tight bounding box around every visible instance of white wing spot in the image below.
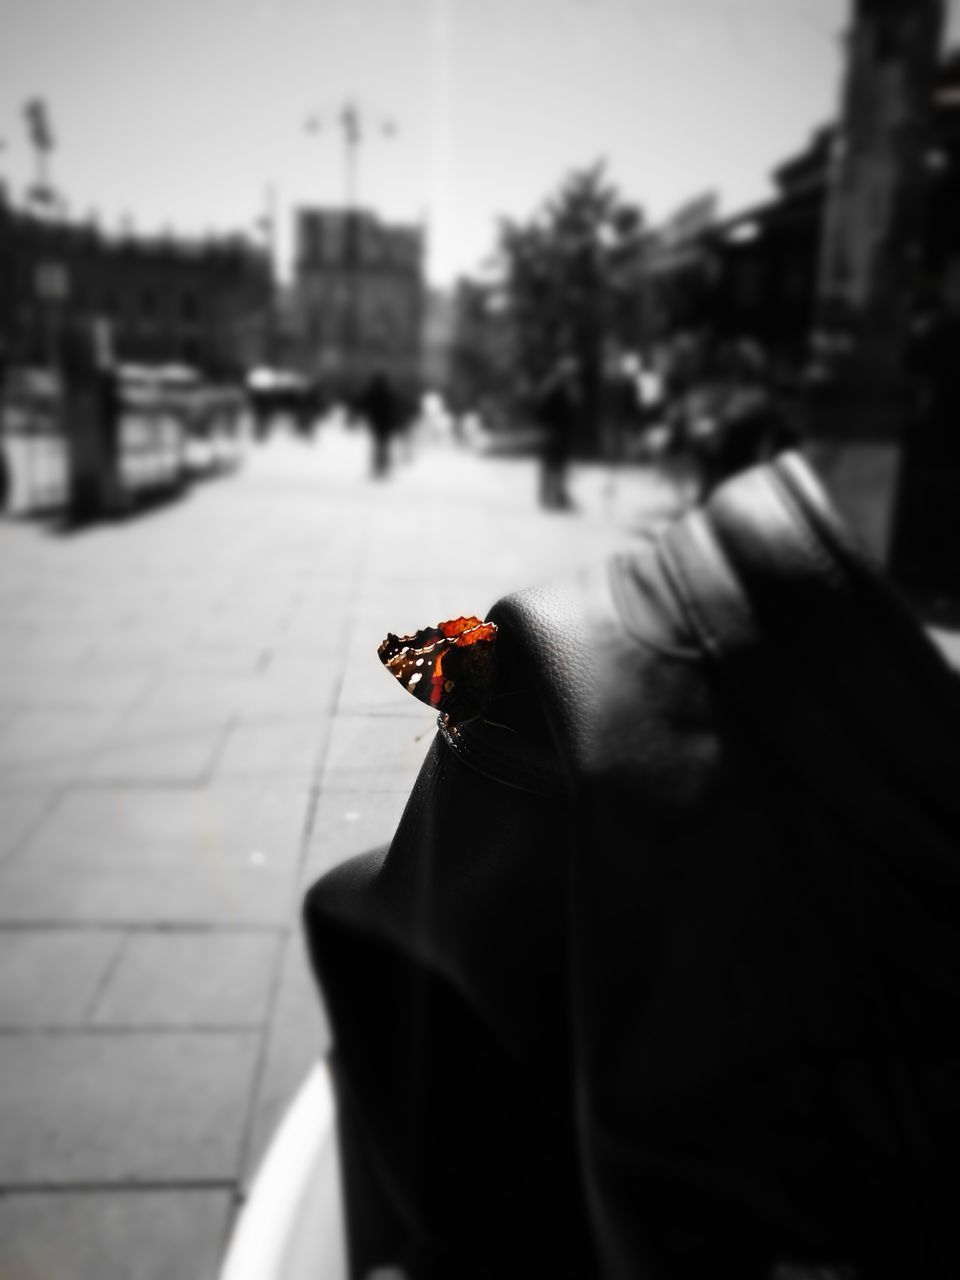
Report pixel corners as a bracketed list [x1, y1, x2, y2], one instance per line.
[408, 672, 422, 687]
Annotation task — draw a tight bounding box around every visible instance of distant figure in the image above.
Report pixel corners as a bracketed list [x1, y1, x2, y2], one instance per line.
[637, 350, 665, 430]
[536, 353, 580, 510]
[0, 339, 8, 510]
[361, 370, 400, 477]
[608, 351, 646, 462]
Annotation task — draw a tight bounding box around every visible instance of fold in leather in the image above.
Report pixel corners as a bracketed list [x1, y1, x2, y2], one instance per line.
[305, 453, 960, 1280]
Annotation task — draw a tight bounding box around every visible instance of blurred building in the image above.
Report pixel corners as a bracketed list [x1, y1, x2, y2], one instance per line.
[293, 207, 424, 392]
[639, 193, 720, 350]
[448, 277, 516, 417]
[639, 32, 960, 589]
[421, 286, 457, 396]
[641, 44, 959, 365]
[0, 193, 272, 379]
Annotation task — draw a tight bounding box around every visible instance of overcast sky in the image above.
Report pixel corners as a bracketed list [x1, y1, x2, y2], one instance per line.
[1, 0, 958, 285]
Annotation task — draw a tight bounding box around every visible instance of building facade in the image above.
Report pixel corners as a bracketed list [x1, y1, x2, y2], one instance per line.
[293, 208, 424, 393]
[0, 195, 272, 379]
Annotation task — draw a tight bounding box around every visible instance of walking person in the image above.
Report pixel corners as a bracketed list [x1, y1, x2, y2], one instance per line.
[0, 339, 8, 511]
[360, 369, 400, 478]
[535, 352, 580, 510]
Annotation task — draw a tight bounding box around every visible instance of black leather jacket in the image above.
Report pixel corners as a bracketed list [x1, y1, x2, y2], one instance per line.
[305, 453, 960, 1280]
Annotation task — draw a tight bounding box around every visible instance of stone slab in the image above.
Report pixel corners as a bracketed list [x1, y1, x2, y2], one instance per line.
[128, 672, 268, 727]
[134, 663, 341, 723]
[0, 666, 155, 714]
[332, 641, 430, 717]
[302, 789, 409, 886]
[90, 930, 282, 1029]
[0, 1031, 259, 1184]
[214, 719, 330, 785]
[242, 931, 330, 1182]
[0, 629, 96, 668]
[0, 709, 119, 788]
[0, 1189, 233, 1280]
[247, 659, 345, 715]
[0, 929, 122, 1028]
[0, 859, 299, 928]
[319, 713, 432, 792]
[0, 787, 306, 925]
[78, 723, 230, 786]
[12, 786, 309, 871]
[0, 791, 58, 863]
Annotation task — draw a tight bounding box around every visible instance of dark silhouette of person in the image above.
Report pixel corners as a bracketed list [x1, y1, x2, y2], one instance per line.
[361, 370, 400, 478]
[0, 339, 8, 511]
[536, 353, 580, 510]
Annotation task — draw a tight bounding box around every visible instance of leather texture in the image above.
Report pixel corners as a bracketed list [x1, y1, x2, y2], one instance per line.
[304, 453, 960, 1280]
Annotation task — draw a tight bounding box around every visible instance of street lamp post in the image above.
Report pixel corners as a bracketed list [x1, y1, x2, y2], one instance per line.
[23, 98, 55, 212]
[305, 101, 397, 389]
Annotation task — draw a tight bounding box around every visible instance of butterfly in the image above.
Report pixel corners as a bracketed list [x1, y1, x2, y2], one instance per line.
[378, 615, 498, 732]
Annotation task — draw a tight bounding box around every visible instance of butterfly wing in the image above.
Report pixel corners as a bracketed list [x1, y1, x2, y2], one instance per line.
[378, 616, 497, 725]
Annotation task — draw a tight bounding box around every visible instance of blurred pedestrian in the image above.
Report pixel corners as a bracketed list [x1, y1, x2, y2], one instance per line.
[604, 349, 644, 465]
[536, 352, 580, 510]
[361, 369, 400, 478]
[0, 338, 8, 510]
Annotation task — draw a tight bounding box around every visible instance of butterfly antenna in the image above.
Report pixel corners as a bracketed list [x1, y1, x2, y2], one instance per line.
[479, 717, 519, 735]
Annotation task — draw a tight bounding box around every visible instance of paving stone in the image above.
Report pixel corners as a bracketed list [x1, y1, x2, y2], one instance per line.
[0, 788, 306, 925]
[83, 634, 197, 670]
[214, 719, 330, 785]
[302, 789, 409, 885]
[125, 673, 257, 728]
[9, 786, 309, 872]
[0, 629, 95, 667]
[90, 930, 282, 1029]
[243, 931, 330, 1182]
[319, 713, 432, 792]
[0, 791, 58, 863]
[249, 659, 344, 715]
[186, 615, 279, 654]
[0, 1032, 259, 1184]
[268, 611, 355, 660]
[78, 722, 230, 785]
[0, 929, 122, 1027]
[0, 855, 299, 928]
[332, 641, 429, 716]
[136, 663, 340, 723]
[0, 709, 119, 788]
[0, 1189, 232, 1280]
[0, 666, 154, 714]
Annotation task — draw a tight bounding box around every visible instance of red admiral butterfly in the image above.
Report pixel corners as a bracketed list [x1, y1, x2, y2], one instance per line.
[378, 615, 498, 731]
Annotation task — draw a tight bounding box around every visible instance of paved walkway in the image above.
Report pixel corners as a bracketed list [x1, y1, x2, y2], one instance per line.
[0, 421, 684, 1280]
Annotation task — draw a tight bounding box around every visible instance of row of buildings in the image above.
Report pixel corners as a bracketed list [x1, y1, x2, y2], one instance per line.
[638, 46, 960, 385]
[0, 191, 432, 395]
[3, 13, 958, 422]
[0, 197, 273, 378]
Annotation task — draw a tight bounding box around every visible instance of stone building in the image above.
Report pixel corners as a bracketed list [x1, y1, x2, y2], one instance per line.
[0, 194, 272, 379]
[293, 207, 424, 393]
